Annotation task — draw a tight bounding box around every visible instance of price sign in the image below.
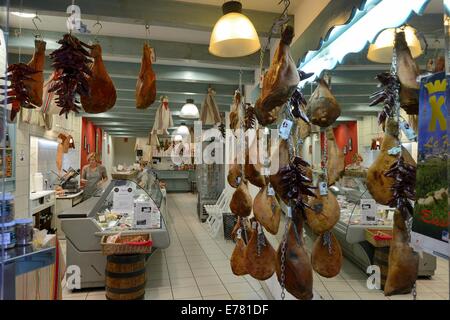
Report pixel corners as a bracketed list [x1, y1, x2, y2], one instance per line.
[360, 199, 377, 224]
[112, 186, 134, 215]
[279, 119, 293, 140]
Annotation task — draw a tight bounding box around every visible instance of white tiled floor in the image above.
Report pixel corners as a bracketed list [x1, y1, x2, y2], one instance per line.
[61, 192, 449, 300]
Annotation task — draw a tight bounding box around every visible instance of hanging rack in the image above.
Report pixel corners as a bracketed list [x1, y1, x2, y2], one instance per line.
[32, 13, 43, 39]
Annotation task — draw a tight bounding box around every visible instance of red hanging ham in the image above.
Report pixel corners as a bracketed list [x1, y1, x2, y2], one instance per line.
[136, 43, 156, 109]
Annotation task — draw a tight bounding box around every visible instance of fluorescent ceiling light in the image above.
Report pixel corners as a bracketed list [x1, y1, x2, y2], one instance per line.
[298, 0, 430, 88]
[179, 99, 199, 119]
[209, 1, 261, 58]
[11, 12, 36, 18]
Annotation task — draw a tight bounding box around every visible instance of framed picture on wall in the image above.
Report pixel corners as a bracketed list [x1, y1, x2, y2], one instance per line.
[348, 138, 353, 151]
[84, 135, 87, 150]
[95, 131, 99, 154]
[87, 144, 90, 154]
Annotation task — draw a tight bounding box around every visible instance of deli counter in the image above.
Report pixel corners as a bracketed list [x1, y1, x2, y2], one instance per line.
[59, 178, 170, 289]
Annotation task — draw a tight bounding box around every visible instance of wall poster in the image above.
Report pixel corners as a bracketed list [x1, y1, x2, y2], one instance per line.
[411, 72, 449, 260]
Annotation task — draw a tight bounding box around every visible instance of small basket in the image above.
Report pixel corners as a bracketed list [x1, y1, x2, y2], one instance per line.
[222, 212, 237, 241]
[101, 233, 152, 255]
[365, 229, 393, 247]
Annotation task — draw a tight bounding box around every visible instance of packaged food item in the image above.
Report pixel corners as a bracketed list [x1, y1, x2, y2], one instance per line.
[15, 218, 34, 246]
[0, 220, 16, 249]
[0, 193, 15, 223]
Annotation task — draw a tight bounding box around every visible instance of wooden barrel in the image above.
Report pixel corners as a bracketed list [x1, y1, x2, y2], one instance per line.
[373, 247, 390, 290]
[105, 254, 146, 300]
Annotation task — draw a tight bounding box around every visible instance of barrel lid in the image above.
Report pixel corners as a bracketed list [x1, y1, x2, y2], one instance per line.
[15, 218, 33, 224]
[0, 220, 16, 227]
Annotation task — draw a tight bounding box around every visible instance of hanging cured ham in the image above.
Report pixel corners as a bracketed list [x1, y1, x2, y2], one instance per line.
[24, 39, 46, 108]
[200, 87, 221, 125]
[152, 96, 174, 135]
[307, 79, 341, 127]
[227, 162, 242, 188]
[80, 44, 116, 113]
[305, 188, 340, 234]
[384, 210, 419, 295]
[253, 185, 281, 235]
[276, 219, 313, 300]
[136, 43, 156, 109]
[230, 180, 252, 217]
[244, 222, 276, 281]
[245, 135, 266, 188]
[229, 90, 241, 132]
[367, 118, 416, 205]
[311, 231, 342, 278]
[269, 139, 291, 204]
[326, 127, 345, 186]
[395, 31, 420, 91]
[255, 25, 299, 114]
[230, 229, 248, 276]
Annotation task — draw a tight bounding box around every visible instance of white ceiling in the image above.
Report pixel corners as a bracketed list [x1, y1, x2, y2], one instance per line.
[175, 0, 300, 14]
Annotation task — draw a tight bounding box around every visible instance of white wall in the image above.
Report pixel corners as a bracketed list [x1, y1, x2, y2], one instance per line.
[14, 112, 82, 219]
[112, 137, 137, 167]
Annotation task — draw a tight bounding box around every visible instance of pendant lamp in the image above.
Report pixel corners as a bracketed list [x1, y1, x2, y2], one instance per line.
[179, 99, 199, 119]
[175, 123, 190, 136]
[209, 1, 261, 58]
[367, 26, 422, 63]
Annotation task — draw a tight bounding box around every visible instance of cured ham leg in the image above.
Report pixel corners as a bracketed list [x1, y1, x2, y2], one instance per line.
[269, 139, 290, 204]
[136, 43, 156, 109]
[227, 163, 242, 188]
[24, 39, 46, 107]
[326, 127, 345, 186]
[244, 222, 276, 280]
[230, 229, 248, 276]
[245, 136, 266, 188]
[395, 31, 420, 90]
[80, 44, 116, 113]
[305, 188, 340, 234]
[311, 231, 342, 278]
[276, 220, 313, 300]
[367, 118, 416, 205]
[253, 186, 281, 235]
[230, 180, 252, 217]
[307, 79, 341, 127]
[384, 210, 419, 296]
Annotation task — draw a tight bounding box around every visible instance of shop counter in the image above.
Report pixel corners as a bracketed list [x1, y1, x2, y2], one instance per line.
[60, 179, 170, 289]
[54, 190, 84, 239]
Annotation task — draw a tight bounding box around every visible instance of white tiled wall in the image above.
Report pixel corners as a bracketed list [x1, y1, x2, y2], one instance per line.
[14, 112, 82, 219]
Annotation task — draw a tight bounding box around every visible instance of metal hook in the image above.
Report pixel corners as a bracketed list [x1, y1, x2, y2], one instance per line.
[145, 24, 151, 43]
[32, 14, 42, 39]
[93, 19, 102, 43]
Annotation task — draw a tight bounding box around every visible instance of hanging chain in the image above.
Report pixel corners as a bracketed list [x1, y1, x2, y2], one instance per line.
[279, 217, 290, 300]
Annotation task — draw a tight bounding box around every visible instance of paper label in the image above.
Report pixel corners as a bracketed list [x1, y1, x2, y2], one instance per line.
[0, 232, 12, 245]
[134, 199, 161, 229]
[319, 182, 328, 196]
[279, 119, 293, 140]
[98, 215, 106, 223]
[287, 206, 292, 218]
[388, 146, 401, 155]
[360, 199, 377, 224]
[267, 184, 275, 196]
[112, 186, 134, 215]
[399, 119, 417, 141]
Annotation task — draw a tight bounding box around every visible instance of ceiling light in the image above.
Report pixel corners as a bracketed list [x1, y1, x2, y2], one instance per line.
[179, 99, 199, 119]
[173, 135, 183, 142]
[175, 124, 190, 136]
[209, 1, 261, 58]
[11, 12, 36, 18]
[367, 26, 422, 63]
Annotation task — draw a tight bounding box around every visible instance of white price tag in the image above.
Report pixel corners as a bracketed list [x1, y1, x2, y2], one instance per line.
[267, 184, 275, 196]
[279, 119, 293, 140]
[319, 182, 328, 196]
[388, 146, 401, 155]
[287, 206, 292, 218]
[360, 199, 377, 224]
[399, 119, 417, 141]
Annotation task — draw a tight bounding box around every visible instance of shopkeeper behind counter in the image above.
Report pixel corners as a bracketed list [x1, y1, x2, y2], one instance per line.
[80, 152, 108, 200]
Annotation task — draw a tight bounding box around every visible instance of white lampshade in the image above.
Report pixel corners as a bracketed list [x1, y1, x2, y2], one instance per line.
[209, 1, 261, 58]
[367, 26, 422, 63]
[175, 124, 190, 136]
[173, 134, 183, 142]
[179, 99, 199, 119]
